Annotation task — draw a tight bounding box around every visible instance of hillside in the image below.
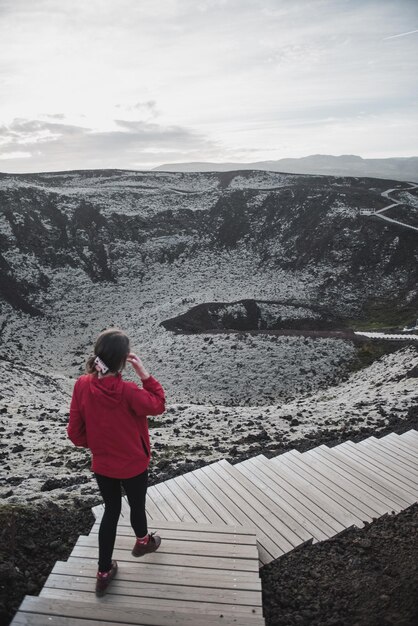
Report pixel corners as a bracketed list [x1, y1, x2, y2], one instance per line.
[153, 154, 418, 182]
[0, 169, 417, 326]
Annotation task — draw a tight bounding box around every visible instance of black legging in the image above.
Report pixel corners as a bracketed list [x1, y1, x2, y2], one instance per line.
[95, 469, 148, 572]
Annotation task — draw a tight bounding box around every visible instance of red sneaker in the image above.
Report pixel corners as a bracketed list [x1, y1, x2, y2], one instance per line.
[132, 531, 161, 557]
[95, 560, 118, 596]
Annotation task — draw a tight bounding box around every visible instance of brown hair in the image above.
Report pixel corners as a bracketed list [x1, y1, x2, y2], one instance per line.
[86, 328, 130, 375]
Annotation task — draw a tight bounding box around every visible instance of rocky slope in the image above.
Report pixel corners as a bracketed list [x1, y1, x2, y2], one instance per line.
[1, 169, 417, 326]
[1, 344, 417, 504]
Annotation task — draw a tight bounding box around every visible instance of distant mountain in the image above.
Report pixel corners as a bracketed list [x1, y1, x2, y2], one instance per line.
[153, 154, 418, 182]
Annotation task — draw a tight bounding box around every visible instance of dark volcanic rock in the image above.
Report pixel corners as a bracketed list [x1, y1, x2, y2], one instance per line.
[40, 475, 90, 492]
[261, 504, 418, 626]
[161, 298, 345, 333]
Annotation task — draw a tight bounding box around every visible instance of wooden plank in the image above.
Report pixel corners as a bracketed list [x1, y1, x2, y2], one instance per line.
[383, 434, 418, 458]
[399, 429, 418, 442]
[306, 448, 395, 515]
[339, 442, 418, 499]
[199, 462, 307, 552]
[94, 518, 255, 535]
[12, 613, 135, 626]
[362, 438, 418, 472]
[161, 478, 214, 524]
[285, 448, 380, 524]
[300, 450, 388, 517]
[193, 464, 292, 561]
[12, 610, 265, 626]
[146, 486, 182, 521]
[144, 495, 162, 521]
[181, 472, 243, 526]
[378, 435, 418, 463]
[242, 456, 343, 536]
[52, 560, 262, 591]
[171, 475, 228, 525]
[185, 466, 277, 565]
[264, 455, 357, 529]
[270, 455, 366, 527]
[233, 460, 332, 542]
[151, 482, 196, 523]
[89, 525, 257, 545]
[355, 439, 418, 478]
[214, 460, 315, 545]
[315, 446, 408, 510]
[15, 596, 266, 626]
[70, 545, 259, 572]
[91, 504, 104, 519]
[39, 589, 264, 618]
[76, 534, 258, 560]
[65, 557, 261, 586]
[43, 574, 262, 608]
[248, 456, 347, 534]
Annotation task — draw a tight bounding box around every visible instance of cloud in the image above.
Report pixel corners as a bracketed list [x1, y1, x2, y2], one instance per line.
[383, 29, 418, 40]
[115, 101, 159, 118]
[0, 117, 224, 171]
[0, 150, 31, 160]
[0, 0, 417, 168]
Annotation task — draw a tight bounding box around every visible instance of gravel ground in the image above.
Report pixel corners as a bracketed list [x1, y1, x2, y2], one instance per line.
[261, 503, 418, 626]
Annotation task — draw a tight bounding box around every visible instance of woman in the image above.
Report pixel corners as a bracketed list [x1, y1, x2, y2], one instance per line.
[67, 328, 166, 596]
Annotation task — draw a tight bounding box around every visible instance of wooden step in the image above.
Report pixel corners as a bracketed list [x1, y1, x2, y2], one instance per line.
[245, 456, 347, 534]
[233, 457, 335, 542]
[337, 442, 418, 499]
[269, 453, 367, 527]
[191, 463, 289, 563]
[359, 437, 418, 474]
[313, 445, 409, 510]
[66, 557, 260, 587]
[39, 520, 263, 621]
[399, 429, 418, 443]
[146, 484, 185, 521]
[265, 452, 362, 529]
[215, 459, 315, 546]
[303, 447, 399, 515]
[384, 432, 418, 456]
[90, 523, 257, 546]
[176, 468, 242, 527]
[70, 543, 258, 573]
[300, 449, 388, 518]
[12, 596, 265, 625]
[234, 450, 298, 469]
[378, 434, 418, 463]
[158, 476, 217, 524]
[39, 588, 263, 619]
[53, 560, 262, 591]
[76, 534, 257, 561]
[44, 564, 261, 612]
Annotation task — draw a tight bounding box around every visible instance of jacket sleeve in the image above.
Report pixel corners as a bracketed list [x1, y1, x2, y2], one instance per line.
[67, 379, 89, 447]
[127, 375, 166, 417]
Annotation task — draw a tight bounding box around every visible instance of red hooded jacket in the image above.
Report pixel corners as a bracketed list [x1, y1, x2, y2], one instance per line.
[67, 373, 165, 478]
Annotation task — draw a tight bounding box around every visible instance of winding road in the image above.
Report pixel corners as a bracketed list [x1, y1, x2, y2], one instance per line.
[361, 181, 418, 232]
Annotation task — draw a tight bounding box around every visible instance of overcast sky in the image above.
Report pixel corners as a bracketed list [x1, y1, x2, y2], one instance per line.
[0, 0, 417, 172]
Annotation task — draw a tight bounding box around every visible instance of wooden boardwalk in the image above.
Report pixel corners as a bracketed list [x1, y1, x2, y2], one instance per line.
[12, 429, 418, 625]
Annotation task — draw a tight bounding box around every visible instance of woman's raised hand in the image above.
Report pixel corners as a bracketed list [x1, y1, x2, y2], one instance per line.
[127, 352, 150, 380]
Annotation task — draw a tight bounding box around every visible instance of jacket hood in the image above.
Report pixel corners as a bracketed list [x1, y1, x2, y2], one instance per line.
[89, 372, 124, 405]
